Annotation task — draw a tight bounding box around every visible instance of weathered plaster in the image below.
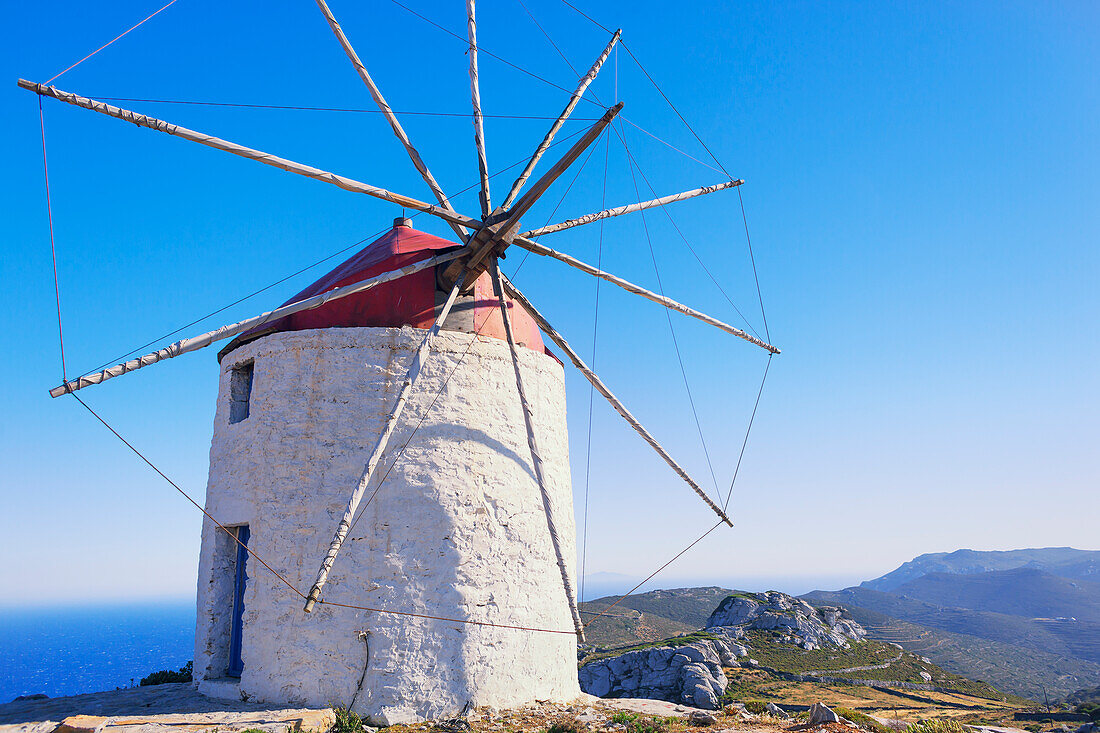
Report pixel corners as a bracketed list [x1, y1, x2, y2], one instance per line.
[194, 327, 579, 723]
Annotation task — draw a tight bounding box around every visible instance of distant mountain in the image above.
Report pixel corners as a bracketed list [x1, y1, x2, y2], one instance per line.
[579, 587, 734, 648]
[862, 548, 1100, 591]
[805, 585, 1100, 664]
[586, 586, 736, 628]
[892, 568, 1100, 623]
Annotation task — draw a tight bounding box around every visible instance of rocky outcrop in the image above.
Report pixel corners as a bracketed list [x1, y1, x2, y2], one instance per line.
[580, 591, 874, 707]
[705, 591, 866, 650]
[578, 629, 747, 710]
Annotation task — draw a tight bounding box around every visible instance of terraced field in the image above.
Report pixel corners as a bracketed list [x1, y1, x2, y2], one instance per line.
[721, 667, 1024, 725]
[815, 603, 1100, 700]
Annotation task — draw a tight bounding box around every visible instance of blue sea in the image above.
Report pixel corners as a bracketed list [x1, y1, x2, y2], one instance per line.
[0, 600, 195, 704]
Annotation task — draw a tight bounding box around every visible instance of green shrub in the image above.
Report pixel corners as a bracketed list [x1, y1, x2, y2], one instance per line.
[904, 720, 968, 733]
[139, 661, 193, 686]
[834, 707, 892, 733]
[332, 707, 366, 733]
[744, 701, 767, 715]
[627, 717, 670, 733]
[604, 714, 670, 733]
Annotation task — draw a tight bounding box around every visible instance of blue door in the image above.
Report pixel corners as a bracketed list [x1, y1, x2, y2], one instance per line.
[228, 525, 249, 677]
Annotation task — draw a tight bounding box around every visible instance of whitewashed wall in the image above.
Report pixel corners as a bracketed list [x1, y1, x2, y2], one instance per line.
[193, 327, 579, 723]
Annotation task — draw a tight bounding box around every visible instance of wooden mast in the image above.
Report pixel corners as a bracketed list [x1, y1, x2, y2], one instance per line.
[501, 276, 735, 527]
[499, 29, 621, 210]
[466, 0, 491, 217]
[17, 81, 481, 235]
[442, 102, 623, 289]
[312, 0, 470, 240]
[522, 179, 745, 238]
[46, 252, 462, 398]
[490, 260, 587, 641]
[510, 236, 780, 354]
[18, 82, 777, 355]
[303, 279, 465, 612]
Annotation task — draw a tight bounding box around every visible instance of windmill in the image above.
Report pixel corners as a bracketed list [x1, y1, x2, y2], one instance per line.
[21, 0, 779, 723]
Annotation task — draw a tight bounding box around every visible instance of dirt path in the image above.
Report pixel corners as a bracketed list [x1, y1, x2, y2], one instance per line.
[803, 651, 905, 677]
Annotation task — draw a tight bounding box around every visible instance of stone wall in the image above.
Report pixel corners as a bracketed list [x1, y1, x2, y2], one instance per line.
[194, 326, 579, 724]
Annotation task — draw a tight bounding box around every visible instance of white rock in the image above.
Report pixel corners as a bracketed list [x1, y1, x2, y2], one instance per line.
[809, 703, 841, 725]
[765, 703, 789, 719]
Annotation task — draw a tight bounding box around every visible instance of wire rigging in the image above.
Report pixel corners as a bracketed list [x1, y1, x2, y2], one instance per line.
[559, 0, 771, 342]
[516, 0, 581, 79]
[39, 100, 66, 381]
[89, 96, 602, 120]
[738, 187, 770, 344]
[36, 0, 776, 642]
[501, 0, 769, 612]
[584, 520, 722, 629]
[76, 124, 593, 378]
[45, 0, 181, 85]
[69, 392, 307, 601]
[620, 124, 723, 502]
[510, 1, 762, 341]
[388, 0, 603, 109]
[343, 134, 606, 540]
[608, 125, 762, 339]
[69, 393, 575, 634]
[579, 132, 611, 604]
[723, 354, 772, 512]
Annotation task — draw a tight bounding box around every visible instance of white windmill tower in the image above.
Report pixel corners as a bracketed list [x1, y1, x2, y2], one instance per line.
[23, 0, 779, 724]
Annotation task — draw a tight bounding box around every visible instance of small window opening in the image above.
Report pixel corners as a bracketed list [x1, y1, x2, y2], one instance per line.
[229, 361, 254, 424]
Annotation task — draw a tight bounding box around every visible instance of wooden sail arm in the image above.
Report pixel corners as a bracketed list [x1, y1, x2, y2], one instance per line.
[489, 261, 586, 641]
[499, 29, 621, 210]
[511, 235, 780, 354]
[466, 0, 491, 217]
[312, 0, 469, 240]
[500, 276, 734, 528]
[500, 102, 622, 238]
[441, 102, 624, 289]
[304, 278, 465, 612]
[521, 179, 744, 238]
[46, 251, 463, 398]
[18, 81, 483, 235]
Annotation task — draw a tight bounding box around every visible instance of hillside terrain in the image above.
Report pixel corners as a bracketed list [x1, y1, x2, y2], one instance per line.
[861, 548, 1100, 591]
[580, 589, 1030, 725]
[581, 548, 1100, 702]
[808, 599, 1100, 699]
[891, 568, 1100, 623]
[581, 587, 735, 648]
[804, 586, 1100, 665]
[1067, 684, 1100, 706]
[805, 547, 1100, 700]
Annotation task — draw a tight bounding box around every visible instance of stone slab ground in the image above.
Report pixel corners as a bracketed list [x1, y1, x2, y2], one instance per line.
[0, 686, 784, 733]
[0, 683, 334, 733]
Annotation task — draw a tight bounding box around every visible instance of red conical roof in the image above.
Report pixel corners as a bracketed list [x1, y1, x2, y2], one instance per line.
[220, 221, 547, 359]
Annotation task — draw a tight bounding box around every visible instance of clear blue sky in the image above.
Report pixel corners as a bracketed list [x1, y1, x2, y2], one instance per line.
[1, 0, 1097, 606]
